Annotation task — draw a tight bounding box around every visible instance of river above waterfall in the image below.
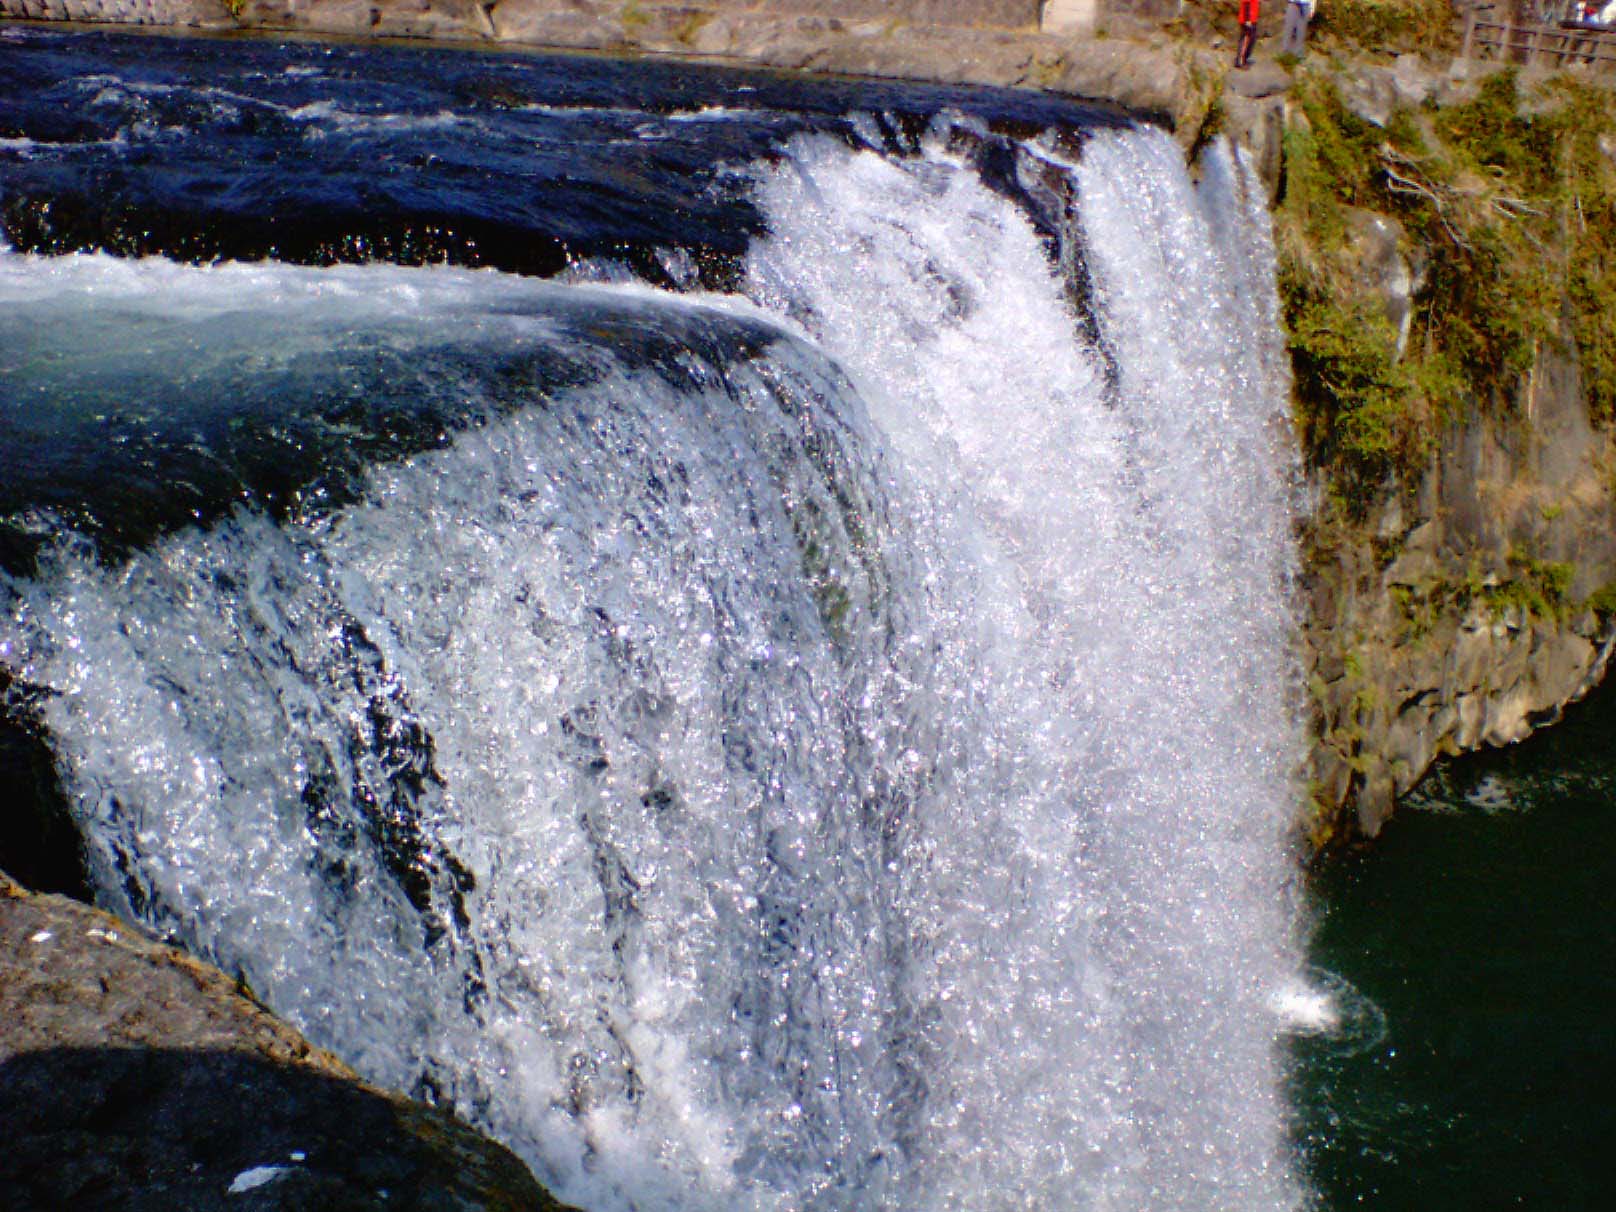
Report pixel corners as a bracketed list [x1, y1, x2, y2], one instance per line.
[0, 23, 1122, 280]
[2, 25, 1314, 1211]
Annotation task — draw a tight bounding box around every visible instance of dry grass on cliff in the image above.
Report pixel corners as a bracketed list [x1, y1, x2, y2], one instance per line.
[1170, 0, 1457, 54]
[1310, 0, 1459, 55]
[1276, 66, 1616, 514]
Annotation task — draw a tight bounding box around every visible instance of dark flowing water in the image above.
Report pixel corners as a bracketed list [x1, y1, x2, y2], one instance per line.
[1296, 678, 1616, 1209]
[0, 24, 1115, 281]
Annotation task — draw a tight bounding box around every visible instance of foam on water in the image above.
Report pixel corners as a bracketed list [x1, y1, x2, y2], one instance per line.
[743, 126, 1307, 1208]
[2, 127, 1309, 1210]
[1270, 978, 1343, 1036]
[1284, 969, 1389, 1059]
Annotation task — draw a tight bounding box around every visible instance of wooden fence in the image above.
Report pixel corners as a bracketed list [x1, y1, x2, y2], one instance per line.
[1464, 1, 1616, 70]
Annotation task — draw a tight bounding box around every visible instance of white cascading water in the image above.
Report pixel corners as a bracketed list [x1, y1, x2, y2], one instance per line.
[0, 126, 1309, 1209]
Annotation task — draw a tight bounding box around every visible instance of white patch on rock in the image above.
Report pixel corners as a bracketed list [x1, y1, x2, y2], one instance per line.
[228, 1165, 290, 1194]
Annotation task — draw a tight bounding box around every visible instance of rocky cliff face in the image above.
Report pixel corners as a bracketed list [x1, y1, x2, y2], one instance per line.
[1301, 346, 1616, 838]
[1146, 43, 1616, 846]
[1266, 54, 1616, 843]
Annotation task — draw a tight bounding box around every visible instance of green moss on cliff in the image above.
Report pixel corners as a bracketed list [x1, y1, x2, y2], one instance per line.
[1486, 553, 1578, 619]
[1276, 75, 1430, 506]
[1587, 581, 1616, 619]
[1389, 551, 1583, 636]
[1547, 81, 1616, 423]
[1278, 67, 1616, 514]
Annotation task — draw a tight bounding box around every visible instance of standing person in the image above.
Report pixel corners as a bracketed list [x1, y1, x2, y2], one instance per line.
[1235, 0, 1261, 69]
[1283, 0, 1316, 57]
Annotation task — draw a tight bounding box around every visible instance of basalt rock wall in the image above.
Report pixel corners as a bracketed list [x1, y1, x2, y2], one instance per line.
[1302, 343, 1616, 838]
[1239, 53, 1616, 842]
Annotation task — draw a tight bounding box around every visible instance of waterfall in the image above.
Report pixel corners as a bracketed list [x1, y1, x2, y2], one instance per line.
[1, 117, 1308, 1210]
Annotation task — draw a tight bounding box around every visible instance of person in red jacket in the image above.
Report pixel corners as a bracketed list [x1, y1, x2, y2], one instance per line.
[1235, 0, 1261, 68]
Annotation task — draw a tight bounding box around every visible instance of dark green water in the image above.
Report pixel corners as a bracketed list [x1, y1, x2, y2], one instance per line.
[1297, 678, 1616, 1209]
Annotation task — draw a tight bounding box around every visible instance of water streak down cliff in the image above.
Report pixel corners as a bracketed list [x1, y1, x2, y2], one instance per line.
[1, 32, 1312, 1210]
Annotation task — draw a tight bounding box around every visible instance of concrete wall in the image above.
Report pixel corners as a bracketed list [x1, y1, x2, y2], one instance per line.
[1043, 0, 1099, 33]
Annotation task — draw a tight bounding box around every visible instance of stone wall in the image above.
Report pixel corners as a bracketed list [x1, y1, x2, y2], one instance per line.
[188, 0, 1196, 117]
[0, 0, 229, 23]
[0, 0, 1219, 114]
[0, 0, 1055, 30]
[748, 0, 1045, 27]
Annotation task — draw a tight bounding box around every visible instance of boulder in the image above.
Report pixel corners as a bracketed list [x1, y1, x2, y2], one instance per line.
[0, 870, 576, 1212]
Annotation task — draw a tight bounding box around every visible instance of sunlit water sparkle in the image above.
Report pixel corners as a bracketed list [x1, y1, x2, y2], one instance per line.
[2, 43, 1316, 1210]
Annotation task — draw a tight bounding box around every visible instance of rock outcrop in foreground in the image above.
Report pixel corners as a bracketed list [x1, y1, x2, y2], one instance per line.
[0, 870, 574, 1211]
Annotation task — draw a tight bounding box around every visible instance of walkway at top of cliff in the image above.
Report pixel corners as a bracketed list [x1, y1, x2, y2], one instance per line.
[0, 0, 1235, 136]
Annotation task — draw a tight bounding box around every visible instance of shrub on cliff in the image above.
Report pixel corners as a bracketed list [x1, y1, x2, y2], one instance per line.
[1277, 65, 1616, 512]
[1313, 0, 1457, 53]
[1276, 74, 1433, 506]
